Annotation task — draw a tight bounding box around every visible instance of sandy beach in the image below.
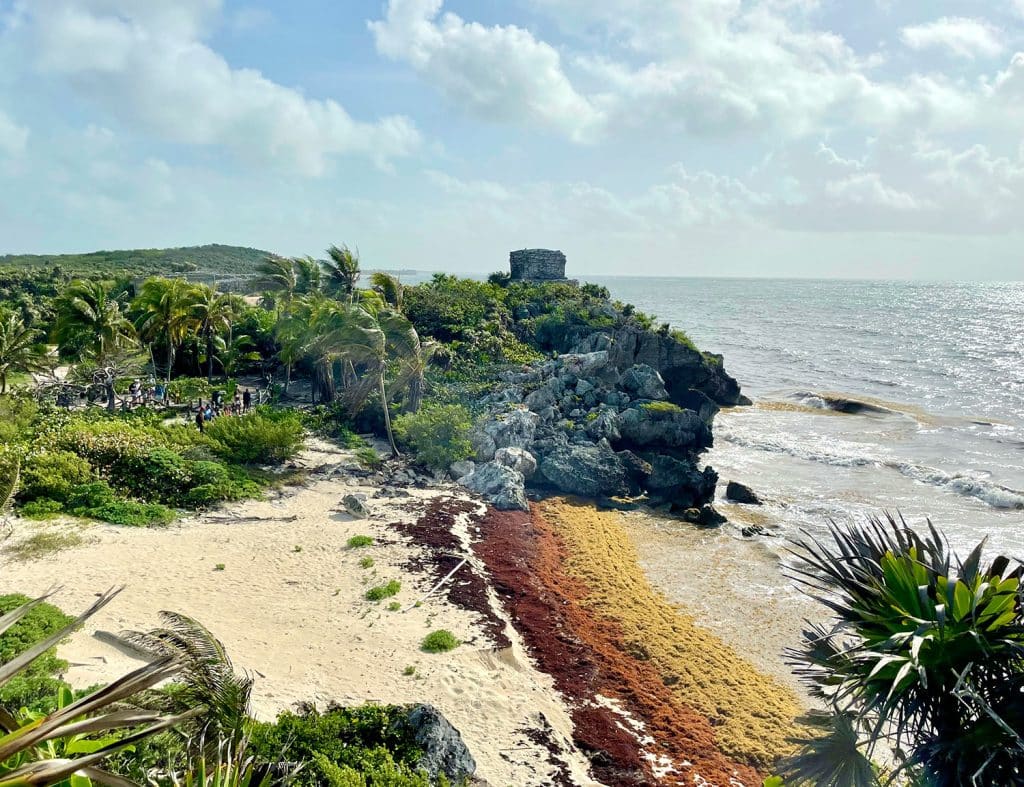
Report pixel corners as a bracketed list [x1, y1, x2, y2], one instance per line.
[0, 441, 597, 787]
[0, 440, 810, 786]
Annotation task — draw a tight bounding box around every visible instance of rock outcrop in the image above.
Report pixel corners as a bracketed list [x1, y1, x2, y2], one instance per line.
[400, 704, 477, 783]
[726, 480, 762, 505]
[456, 316, 747, 518]
[460, 462, 529, 511]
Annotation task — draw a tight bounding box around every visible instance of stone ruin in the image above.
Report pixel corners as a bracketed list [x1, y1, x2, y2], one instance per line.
[509, 249, 572, 282]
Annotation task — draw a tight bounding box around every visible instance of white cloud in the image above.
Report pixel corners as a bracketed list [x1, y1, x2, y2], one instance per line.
[372, 0, 1021, 144]
[20, 0, 420, 175]
[369, 0, 603, 141]
[0, 110, 28, 157]
[901, 17, 1004, 59]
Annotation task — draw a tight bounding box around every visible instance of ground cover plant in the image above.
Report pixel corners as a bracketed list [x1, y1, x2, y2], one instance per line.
[783, 515, 1024, 787]
[420, 630, 460, 654]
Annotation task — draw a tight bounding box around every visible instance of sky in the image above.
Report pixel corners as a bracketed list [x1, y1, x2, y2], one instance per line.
[0, 1, 1022, 279]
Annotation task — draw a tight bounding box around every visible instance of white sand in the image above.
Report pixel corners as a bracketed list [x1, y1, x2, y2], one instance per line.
[0, 441, 598, 787]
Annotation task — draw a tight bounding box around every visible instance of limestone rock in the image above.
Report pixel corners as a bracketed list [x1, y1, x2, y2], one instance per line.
[539, 442, 629, 497]
[459, 462, 528, 511]
[585, 409, 621, 442]
[449, 459, 475, 480]
[680, 504, 727, 527]
[726, 480, 762, 505]
[617, 403, 710, 451]
[469, 430, 496, 462]
[480, 407, 540, 450]
[608, 326, 746, 406]
[619, 364, 669, 401]
[400, 704, 476, 782]
[341, 494, 370, 519]
[493, 446, 538, 479]
[646, 456, 718, 509]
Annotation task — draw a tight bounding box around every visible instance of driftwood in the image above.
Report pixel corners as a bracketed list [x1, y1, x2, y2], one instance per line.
[199, 511, 296, 523]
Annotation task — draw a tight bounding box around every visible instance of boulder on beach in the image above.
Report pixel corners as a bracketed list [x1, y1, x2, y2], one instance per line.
[399, 704, 477, 782]
[341, 494, 370, 519]
[726, 480, 762, 505]
[646, 456, 717, 509]
[449, 459, 475, 480]
[459, 462, 529, 511]
[493, 446, 538, 479]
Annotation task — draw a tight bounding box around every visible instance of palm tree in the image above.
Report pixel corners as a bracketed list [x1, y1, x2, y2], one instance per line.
[292, 256, 322, 296]
[253, 256, 297, 313]
[130, 277, 196, 381]
[190, 285, 235, 382]
[323, 244, 360, 302]
[783, 515, 1024, 786]
[52, 280, 136, 366]
[118, 612, 253, 756]
[370, 272, 404, 311]
[0, 588, 191, 786]
[0, 310, 50, 393]
[377, 309, 430, 413]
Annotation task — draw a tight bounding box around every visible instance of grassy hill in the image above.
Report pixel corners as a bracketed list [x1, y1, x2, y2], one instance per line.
[0, 244, 273, 278]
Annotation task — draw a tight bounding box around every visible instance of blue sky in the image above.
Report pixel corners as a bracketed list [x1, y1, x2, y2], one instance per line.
[0, 1, 1022, 278]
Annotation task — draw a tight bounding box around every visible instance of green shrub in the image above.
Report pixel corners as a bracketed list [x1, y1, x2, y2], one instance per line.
[354, 446, 381, 470]
[18, 498, 63, 519]
[248, 704, 427, 787]
[0, 593, 73, 713]
[359, 557, 374, 569]
[163, 377, 213, 402]
[0, 395, 38, 444]
[365, 580, 401, 602]
[393, 405, 473, 471]
[420, 630, 460, 653]
[65, 481, 174, 526]
[205, 410, 304, 465]
[18, 450, 94, 503]
[346, 535, 373, 549]
[302, 405, 368, 446]
[640, 401, 684, 414]
[312, 750, 449, 786]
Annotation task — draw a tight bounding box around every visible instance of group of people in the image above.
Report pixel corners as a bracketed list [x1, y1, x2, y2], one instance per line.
[194, 387, 254, 432]
[127, 379, 167, 407]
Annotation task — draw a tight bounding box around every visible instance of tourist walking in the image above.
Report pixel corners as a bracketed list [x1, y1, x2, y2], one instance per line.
[195, 403, 206, 433]
[242, 387, 252, 412]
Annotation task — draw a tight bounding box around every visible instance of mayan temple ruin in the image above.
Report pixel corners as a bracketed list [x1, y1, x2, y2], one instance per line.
[509, 248, 572, 282]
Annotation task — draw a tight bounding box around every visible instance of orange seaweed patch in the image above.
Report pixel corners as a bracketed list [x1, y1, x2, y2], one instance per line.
[474, 505, 761, 786]
[543, 498, 804, 769]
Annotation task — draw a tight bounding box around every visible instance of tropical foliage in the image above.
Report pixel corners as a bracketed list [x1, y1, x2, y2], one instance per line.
[0, 310, 50, 393]
[783, 514, 1024, 787]
[0, 588, 188, 786]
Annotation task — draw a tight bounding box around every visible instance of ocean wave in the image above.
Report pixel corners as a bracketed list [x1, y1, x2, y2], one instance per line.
[889, 463, 1024, 510]
[792, 392, 893, 415]
[719, 427, 1024, 510]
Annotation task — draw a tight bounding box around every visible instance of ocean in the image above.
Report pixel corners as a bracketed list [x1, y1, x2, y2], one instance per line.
[591, 277, 1024, 558]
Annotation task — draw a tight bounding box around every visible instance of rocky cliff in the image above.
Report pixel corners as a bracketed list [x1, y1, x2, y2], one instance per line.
[457, 325, 746, 523]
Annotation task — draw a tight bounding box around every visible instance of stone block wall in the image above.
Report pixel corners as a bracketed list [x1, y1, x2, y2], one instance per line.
[510, 249, 567, 281]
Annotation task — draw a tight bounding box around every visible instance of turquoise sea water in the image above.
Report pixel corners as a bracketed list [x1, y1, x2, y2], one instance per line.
[590, 277, 1024, 557]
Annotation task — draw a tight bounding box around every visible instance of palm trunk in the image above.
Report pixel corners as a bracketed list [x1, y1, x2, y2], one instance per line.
[283, 363, 291, 395]
[206, 329, 214, 383]
[315, 361, 335, 404]
[379, 370, 399, 457]
[405, 372, 423, 414]
[166, 344, 175, 383]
